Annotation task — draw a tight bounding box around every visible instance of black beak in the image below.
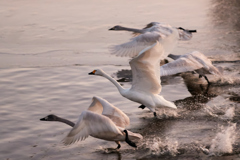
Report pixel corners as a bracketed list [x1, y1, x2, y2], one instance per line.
[178, 27, 197, 33]
[109, 27, 114, 30]
[40, 117, 46, 121]
[187, 29, 197, 33]
[88, 72, 95, 75]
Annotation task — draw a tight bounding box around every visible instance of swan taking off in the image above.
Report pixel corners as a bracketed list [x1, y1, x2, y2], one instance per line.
[160, 51, 223, 84]
[109, 22, 196, 58]
[89, 42, 177, 117]
[40, 96, 143, 149]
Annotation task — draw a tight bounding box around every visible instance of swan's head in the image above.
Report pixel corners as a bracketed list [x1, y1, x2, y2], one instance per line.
[40, 114, 58, 121]
[109, 25, 124, 31]
[88, 69, 104, 76]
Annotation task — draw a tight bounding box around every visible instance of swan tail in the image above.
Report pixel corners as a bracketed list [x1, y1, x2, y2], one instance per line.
[158, 96, 177, 109]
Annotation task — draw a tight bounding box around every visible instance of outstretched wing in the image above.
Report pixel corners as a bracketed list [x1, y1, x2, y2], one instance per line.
[110, 32, 161, 57]
[88, 96, 130, 128]
[160, 55, 203, 76]
[130, 41, 163, 94]
[190, 51, 222, 75]
[62, 111, 122, 145]
[160, 51, 222, 76]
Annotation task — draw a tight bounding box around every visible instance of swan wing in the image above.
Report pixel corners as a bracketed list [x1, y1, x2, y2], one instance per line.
[88, 96, 130, 128]
[160, 55, 204, 76]
[190, 51, 222, 75]
[130, 41, 163, 94]
[110, 32, 161, 57]
[62, 111, 122, 145]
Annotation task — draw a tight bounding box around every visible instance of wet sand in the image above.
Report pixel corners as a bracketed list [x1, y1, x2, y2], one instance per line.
[0, 0, 240, 160]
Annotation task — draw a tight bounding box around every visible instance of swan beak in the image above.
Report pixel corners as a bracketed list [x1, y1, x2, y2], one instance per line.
[109, 27, 114, 30]
[88, 70, 96, 75]
[178, 27, 197, 33]
[40, 117, 47, 121]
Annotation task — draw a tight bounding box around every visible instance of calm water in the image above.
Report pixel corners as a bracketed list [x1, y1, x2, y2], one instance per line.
[0, 0, 240, 159]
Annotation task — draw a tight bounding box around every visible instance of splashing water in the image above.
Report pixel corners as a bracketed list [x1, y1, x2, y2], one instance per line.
[215, 73, 240, 85]
[221, 107, 235, 120]
[209, 123, 236, 156]
[157, 108, 178, 119]
[143, 137, 179, 156]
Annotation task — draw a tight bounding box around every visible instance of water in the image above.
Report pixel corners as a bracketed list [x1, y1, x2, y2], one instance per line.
[0, 0, 240, 159]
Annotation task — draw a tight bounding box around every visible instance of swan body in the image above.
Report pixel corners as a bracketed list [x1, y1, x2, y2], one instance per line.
[89, 42, 177, 116]
[40, 96, 142, 148]
[109, 22, 196, 58]
[160, 51, 223, 84]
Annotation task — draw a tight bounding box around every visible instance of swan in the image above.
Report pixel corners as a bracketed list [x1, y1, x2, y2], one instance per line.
[109, 22, 196, 58]
[40, 96, 143, 149]
[89, 42, 177, 117]
[160, 51, 223, 84]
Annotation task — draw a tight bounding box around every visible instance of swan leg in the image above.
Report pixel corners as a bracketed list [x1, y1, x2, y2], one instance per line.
[154, 112, 157, 117]
[115, 141, 121, 149]
[204, 76, 211, 84]
[138, 104, 146, 109]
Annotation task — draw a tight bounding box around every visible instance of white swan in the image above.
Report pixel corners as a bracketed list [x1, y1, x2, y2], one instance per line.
[89, 42, 177, 117]
[40, 96, 142, 149]
[160, 51, 223, 84]
[109, 22, 196, 58]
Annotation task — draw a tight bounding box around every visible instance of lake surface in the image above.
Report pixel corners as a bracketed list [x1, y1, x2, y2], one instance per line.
[0, 0, 240, 159]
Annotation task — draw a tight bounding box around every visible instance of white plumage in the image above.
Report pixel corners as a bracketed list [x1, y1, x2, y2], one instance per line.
[62, 110, 124, 145]
[87, 96, 130, 128]
[160, 51, 223, 84]
[89, 42, 177, 116]
[62, 96, 142, 146]
[109, 22, 196, 59]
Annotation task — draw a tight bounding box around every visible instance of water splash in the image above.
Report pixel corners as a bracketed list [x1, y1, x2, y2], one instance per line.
[203, 105, 218, 118]
[157, 108, 178, 119]
[215, 73, 240, 85]
[221, 107, 235, 120]
[142, 137, 179, 156]
[208, 123, 236, 156]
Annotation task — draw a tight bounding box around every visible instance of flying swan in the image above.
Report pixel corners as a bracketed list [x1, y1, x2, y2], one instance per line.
[40, 96, 143, 149]
[160, 51, 223, 84]
[89, 42, 177, 117]
[109, 22, 196, 58]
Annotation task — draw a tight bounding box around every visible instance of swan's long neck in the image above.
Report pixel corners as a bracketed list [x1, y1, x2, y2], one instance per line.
[119, 26, 144, 34]
[168, 54, 181, 60]
[123, 130, 137, 148]
[101, 72, 125, 94]
[56, 116, 75, 127]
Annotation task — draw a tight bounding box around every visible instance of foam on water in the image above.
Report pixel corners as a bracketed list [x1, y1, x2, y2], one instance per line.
[141, 137, 179, 157]
[216, 76, 240, 85]
[157, 108, 178, 119]
[221, 107, 235, 120]
[208, 123, 236, 156]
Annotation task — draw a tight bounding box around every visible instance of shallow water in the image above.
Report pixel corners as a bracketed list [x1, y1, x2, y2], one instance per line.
[0, 0, 240, 160]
